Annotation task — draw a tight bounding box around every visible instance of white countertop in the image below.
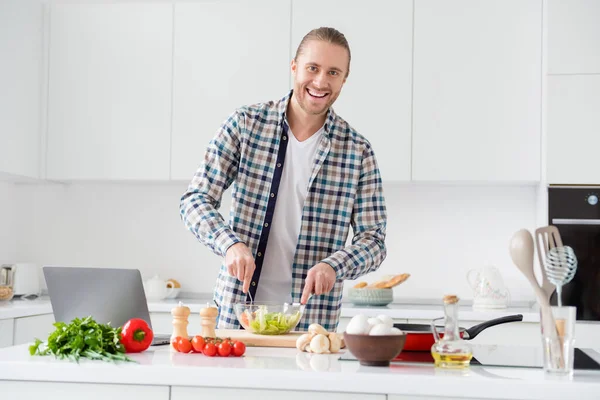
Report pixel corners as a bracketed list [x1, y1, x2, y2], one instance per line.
[0, 296, 542, 323]
[0, 296, 215, 320]
[1, 343, 599, 399]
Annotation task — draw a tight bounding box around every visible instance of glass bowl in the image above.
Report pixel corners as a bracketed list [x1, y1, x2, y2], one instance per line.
[233, 302, 305, 335]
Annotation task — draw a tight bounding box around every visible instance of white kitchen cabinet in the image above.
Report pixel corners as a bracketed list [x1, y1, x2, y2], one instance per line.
[172, 386, 384, 400]
[0, 319, 14, 348]
[13, 313, 55, 345]
[0, 381, 169, 400]
[547, 75, 600, 184]
[291, 0, 413, 182]
[46, 3, 172, 180]
[150, 312, 202, 336]
[0, 0, 42, 179]
[170, 0, 291, 180]
[548, 0, 600, 74]
[412, 0, 542, 182]
[389, 397, 510, 400]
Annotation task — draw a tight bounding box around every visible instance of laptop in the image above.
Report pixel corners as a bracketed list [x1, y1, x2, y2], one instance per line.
[43, 266, 170, 346]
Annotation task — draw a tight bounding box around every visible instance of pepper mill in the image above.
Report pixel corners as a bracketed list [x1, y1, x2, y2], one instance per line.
[200, 303, 218, 338]
[171, 301, 191, 347]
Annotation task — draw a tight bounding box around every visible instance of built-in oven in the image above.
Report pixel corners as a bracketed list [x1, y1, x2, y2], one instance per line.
[548, 186, 600, 321]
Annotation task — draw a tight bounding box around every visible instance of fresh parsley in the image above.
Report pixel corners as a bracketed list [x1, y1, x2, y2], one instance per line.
[29, 316, 136, 363]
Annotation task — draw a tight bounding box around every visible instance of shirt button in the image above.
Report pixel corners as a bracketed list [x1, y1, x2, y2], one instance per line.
[277, 163, 281, 168]
[271, 193, 275, 197]
[283, 136, 287, 141]
[257, 252, 262, 257]
[264, 223, 269, 227]
[252, 281, 256, 287]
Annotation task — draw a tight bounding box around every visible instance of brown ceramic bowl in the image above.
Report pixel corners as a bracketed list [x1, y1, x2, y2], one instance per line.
[343, 332, 407, 367]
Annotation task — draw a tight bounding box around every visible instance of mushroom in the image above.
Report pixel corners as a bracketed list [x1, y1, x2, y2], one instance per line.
[308, 323, 328, 336]
[309, 334, 330, 354]
[328, 332, 342, 353]
[296, 333, 314, 352]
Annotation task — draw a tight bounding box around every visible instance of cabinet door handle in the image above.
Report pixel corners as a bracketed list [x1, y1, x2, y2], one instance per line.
[552, 218, 600, 226]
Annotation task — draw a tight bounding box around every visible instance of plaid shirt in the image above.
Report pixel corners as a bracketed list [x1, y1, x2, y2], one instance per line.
[179, 90, 387, 332]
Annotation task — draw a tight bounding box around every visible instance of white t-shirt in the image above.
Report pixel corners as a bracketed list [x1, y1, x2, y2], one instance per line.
[254, 124, 324, 303]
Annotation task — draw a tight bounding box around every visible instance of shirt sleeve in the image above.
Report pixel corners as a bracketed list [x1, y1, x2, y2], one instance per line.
[320, 143, 388, 280]
[179, 110, 244, 257]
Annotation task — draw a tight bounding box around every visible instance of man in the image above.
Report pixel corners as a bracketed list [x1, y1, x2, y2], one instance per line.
[179, 27, 387, 332]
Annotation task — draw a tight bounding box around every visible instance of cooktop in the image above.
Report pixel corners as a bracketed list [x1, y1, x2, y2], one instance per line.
[340, 344, 600, 370]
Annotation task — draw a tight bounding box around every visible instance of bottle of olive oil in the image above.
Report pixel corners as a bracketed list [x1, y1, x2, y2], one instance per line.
[431, 295, 473, 369]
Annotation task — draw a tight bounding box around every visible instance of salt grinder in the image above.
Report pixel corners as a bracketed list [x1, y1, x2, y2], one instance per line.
[171, 301, 191, 347]
[200, 303, 218, 338]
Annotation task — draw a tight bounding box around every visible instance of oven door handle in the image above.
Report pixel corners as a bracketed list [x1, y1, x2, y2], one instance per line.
[552, 218, 600, 225]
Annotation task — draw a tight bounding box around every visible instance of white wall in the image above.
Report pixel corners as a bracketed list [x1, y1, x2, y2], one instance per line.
[14, 182, 538, 303]
[0, 182, 18, 264]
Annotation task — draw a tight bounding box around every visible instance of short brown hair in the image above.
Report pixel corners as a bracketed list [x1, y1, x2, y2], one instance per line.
[294, 27, 351, 77]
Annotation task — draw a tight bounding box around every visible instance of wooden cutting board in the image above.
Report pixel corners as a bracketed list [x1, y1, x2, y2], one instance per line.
[215, 329, 305, 348]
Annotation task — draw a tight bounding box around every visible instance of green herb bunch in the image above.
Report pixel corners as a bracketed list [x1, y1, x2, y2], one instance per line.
[29, 316, 136, 363]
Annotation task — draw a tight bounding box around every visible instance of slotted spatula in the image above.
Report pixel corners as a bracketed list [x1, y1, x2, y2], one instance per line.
[534, 226, 563, 300]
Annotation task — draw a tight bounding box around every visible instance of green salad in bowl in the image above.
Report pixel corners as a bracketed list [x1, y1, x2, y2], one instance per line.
[234, 302, 305, 335]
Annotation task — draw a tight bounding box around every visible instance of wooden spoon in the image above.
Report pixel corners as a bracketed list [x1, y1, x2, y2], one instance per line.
[509, 229, 564, 368]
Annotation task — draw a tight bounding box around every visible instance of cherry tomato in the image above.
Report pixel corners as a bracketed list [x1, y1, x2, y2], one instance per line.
[171, 336, 182, 351]
[203, 342, 217, 357]
[178, 337, 192, 353]
[217, 341, 231, 357]
[232, 341, 246, 357]
[191, 336, 206, 353]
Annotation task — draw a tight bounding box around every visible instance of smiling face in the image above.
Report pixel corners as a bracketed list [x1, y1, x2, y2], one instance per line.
[291, 39, 349, 117]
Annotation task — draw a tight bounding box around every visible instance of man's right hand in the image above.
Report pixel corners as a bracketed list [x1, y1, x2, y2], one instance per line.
[225, 242, 256, 294]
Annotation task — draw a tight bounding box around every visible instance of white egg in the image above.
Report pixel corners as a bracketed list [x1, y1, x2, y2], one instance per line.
[369, 324, 393, 336]
[390, 327, 403, 335]
[367, 317, 383, 326]
[346, 314, 370, 334]
[376, 314, 394, 328]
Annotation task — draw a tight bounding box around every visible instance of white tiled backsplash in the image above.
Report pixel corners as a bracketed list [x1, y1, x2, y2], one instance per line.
[8, 181, 539, 304]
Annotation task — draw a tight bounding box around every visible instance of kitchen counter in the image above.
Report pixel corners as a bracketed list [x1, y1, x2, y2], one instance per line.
[0, 296, 212, 320]
[0, 296, 542, 322]
[1, 343, 599, 399]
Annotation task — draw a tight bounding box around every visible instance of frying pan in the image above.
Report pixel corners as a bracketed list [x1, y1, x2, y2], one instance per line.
[394, 314, 523, 352]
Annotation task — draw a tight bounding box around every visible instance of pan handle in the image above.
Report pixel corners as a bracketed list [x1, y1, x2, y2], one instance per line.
[464, 314, 523, 340]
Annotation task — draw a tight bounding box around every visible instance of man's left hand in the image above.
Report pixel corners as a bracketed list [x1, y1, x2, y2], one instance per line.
[301, 263, 337, 304]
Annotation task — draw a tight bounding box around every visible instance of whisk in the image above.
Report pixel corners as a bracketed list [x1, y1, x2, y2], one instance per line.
[545, 246, 578, 307]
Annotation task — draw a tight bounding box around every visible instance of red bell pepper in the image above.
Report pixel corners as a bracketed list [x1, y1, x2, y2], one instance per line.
[121, 318, 154, 353]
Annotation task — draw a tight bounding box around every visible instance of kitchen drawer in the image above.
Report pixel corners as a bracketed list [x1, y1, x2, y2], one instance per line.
[0, 318, 14, 348]
[0, 381, 169, 400]
[172, 386, 384, 400]
[149, 312, 202, 336]
[13, 314, 55, 345]
[389, 396, 511, 400]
